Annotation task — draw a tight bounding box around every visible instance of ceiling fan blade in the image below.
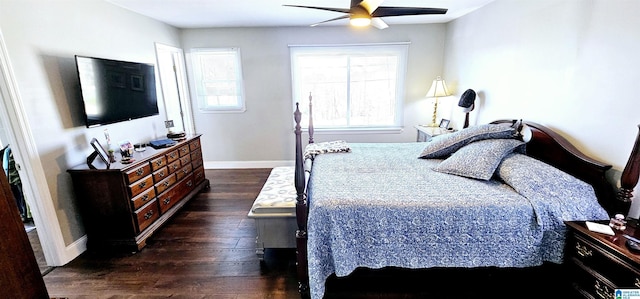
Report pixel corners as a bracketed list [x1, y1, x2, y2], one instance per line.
[283, 5, 350, 14]
[310, 15, 350, 27]
[372, 7, 447, 17]
[371, 18, 389, 29]
[359, 0, 384, 14]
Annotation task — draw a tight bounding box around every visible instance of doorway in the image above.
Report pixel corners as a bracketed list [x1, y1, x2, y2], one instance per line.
[155, 43, 195, 136]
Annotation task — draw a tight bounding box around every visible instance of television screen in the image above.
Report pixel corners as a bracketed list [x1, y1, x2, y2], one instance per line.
[75, 55, 159, 128]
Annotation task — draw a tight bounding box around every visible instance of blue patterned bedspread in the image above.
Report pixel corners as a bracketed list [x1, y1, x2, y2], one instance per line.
[306, 143, 609, 299]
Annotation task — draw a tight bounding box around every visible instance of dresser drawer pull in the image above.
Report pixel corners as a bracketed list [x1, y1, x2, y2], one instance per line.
[163, 197, 171, 205]
[635, 277, 640, 288]
[159, 171, 166, 178]
[170, 152, 177, 159]
[136, 168, 145, 176]
[139, 181, 147, 188]
[595, 280, 613, 299]
[141, 194, 150, 202]
[187, 180, 193, 187]
[144, 210, 154, 220]
[181, 148, 189, 154]
[575, 242, 592, 258]
[155, 160, 163, 166]
[196, 172, 202, 178]
[183, 169, 189, 174]
[163, 181, 170, 187]
[172, 164, 179, 170]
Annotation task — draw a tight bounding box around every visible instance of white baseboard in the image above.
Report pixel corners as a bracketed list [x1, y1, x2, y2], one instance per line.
[204, 160, 294, 169]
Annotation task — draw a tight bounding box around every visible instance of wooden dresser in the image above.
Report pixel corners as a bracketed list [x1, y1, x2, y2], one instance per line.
[565, 221, 640, 299]
[68, 134, 209, 251]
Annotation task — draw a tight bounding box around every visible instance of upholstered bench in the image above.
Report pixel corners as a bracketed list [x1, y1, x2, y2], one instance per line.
[247, 166, 297, 260]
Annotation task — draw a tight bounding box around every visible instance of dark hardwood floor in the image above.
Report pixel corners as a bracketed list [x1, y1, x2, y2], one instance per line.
[43, 169, 575, 299]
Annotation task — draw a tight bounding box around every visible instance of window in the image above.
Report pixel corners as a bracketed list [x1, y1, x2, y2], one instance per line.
[290, 43, 409, 131]
[191, 48, 245, 112]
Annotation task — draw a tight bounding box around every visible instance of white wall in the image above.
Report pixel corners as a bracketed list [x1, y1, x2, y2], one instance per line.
[0, 0, 180, 246]
[443, 0, 639, 214]
[180, 24, 447, 166]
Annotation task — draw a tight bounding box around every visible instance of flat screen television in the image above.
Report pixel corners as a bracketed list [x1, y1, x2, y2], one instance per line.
[75, 55, 159, 128]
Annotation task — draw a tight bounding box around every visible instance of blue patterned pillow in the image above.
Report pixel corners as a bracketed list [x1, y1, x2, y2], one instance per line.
[418, 124, 517, 159]
[433, 139, 526, 180]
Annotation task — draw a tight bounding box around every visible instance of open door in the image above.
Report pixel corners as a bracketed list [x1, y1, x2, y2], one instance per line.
[0, 155, 49, 298]
[155, 43, 195, 135]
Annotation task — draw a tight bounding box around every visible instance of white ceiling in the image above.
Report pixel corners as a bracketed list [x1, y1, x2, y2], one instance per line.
[106, 0, 495, 29]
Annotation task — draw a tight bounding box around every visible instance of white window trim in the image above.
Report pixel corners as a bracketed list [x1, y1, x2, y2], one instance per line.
[289, 42, 409, 133]
[190, 47, 246, 113]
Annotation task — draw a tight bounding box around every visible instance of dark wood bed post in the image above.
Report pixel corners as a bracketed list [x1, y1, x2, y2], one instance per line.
[618, 125, 640, 205]
[294, 102, 310, 298]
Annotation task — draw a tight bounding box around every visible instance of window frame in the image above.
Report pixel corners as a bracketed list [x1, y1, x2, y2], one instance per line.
[289, 42, 409, 133]
[190, 47, 246, 113]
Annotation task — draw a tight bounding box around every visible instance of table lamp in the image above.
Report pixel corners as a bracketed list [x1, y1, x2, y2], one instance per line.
[425, 76, 450, 127]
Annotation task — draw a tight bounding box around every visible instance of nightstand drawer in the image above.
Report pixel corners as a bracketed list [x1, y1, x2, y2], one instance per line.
[569, 234, 640, 288]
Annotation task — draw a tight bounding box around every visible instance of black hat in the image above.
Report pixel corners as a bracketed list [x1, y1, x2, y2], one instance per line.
[458, 89, 476, 108]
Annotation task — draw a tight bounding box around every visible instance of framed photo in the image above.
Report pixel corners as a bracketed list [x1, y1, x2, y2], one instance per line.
[89, 138, 110, 168]
[439, 119, 450, 129]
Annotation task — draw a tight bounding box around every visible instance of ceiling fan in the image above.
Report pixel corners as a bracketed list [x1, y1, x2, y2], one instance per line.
[283, 0, 447, 29]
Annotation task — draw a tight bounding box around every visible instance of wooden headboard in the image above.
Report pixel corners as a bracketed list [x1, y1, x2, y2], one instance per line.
[491, 119, 625, 215]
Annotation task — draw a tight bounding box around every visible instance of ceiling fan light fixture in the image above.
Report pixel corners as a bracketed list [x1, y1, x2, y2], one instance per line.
[350, 15, 371, 27]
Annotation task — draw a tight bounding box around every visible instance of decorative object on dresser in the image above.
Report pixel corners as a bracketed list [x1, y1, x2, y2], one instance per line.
[458, 89, 476, 129]
[565, 221, 640, 299]
[618, 125, 640, 204]
[68, 135, 209, 252]
[424, 76, 450, 127]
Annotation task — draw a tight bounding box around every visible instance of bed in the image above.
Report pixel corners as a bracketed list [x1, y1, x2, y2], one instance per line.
[292, 103, 631, 298]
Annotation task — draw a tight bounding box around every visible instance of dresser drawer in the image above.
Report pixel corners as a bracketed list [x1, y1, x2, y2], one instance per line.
[179, 155, 191, 167]
[150, 156, 167, 171]
[166, 149, 180, 163]
[176, 163, 192, 181]
[189, 138, 201, 151]
[167, 159, 181, 174]
[178, 144, 190, 157]
[134, 199, 160, 233]
[131, 187, 156, 210]
[191, 151, 203, 169]
[125, 164, 151, 184]
[155, 174, 176, 194]
[175, 173, 196, 199]
[193, 165, 205, 185]
[153, 167, 169, 182]
[190, 150, 202, 163]
[128, 175, 154, 198]
[569, 234, 640, 288]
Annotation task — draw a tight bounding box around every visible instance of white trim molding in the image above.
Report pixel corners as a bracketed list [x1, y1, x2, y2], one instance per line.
[0, 28, 77, 266]
[204, 160, 294, 169]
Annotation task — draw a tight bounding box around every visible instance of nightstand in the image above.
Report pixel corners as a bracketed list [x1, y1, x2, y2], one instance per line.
[414, 125, 454, 142]
[564, 221, 640, 299]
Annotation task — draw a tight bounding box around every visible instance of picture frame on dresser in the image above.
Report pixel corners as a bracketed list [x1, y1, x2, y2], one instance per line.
[439, 119, 450, 129]
[88, 137, 110, 169]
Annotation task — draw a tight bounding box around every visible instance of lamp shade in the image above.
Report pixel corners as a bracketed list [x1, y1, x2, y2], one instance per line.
[425, 76, 450, 98]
